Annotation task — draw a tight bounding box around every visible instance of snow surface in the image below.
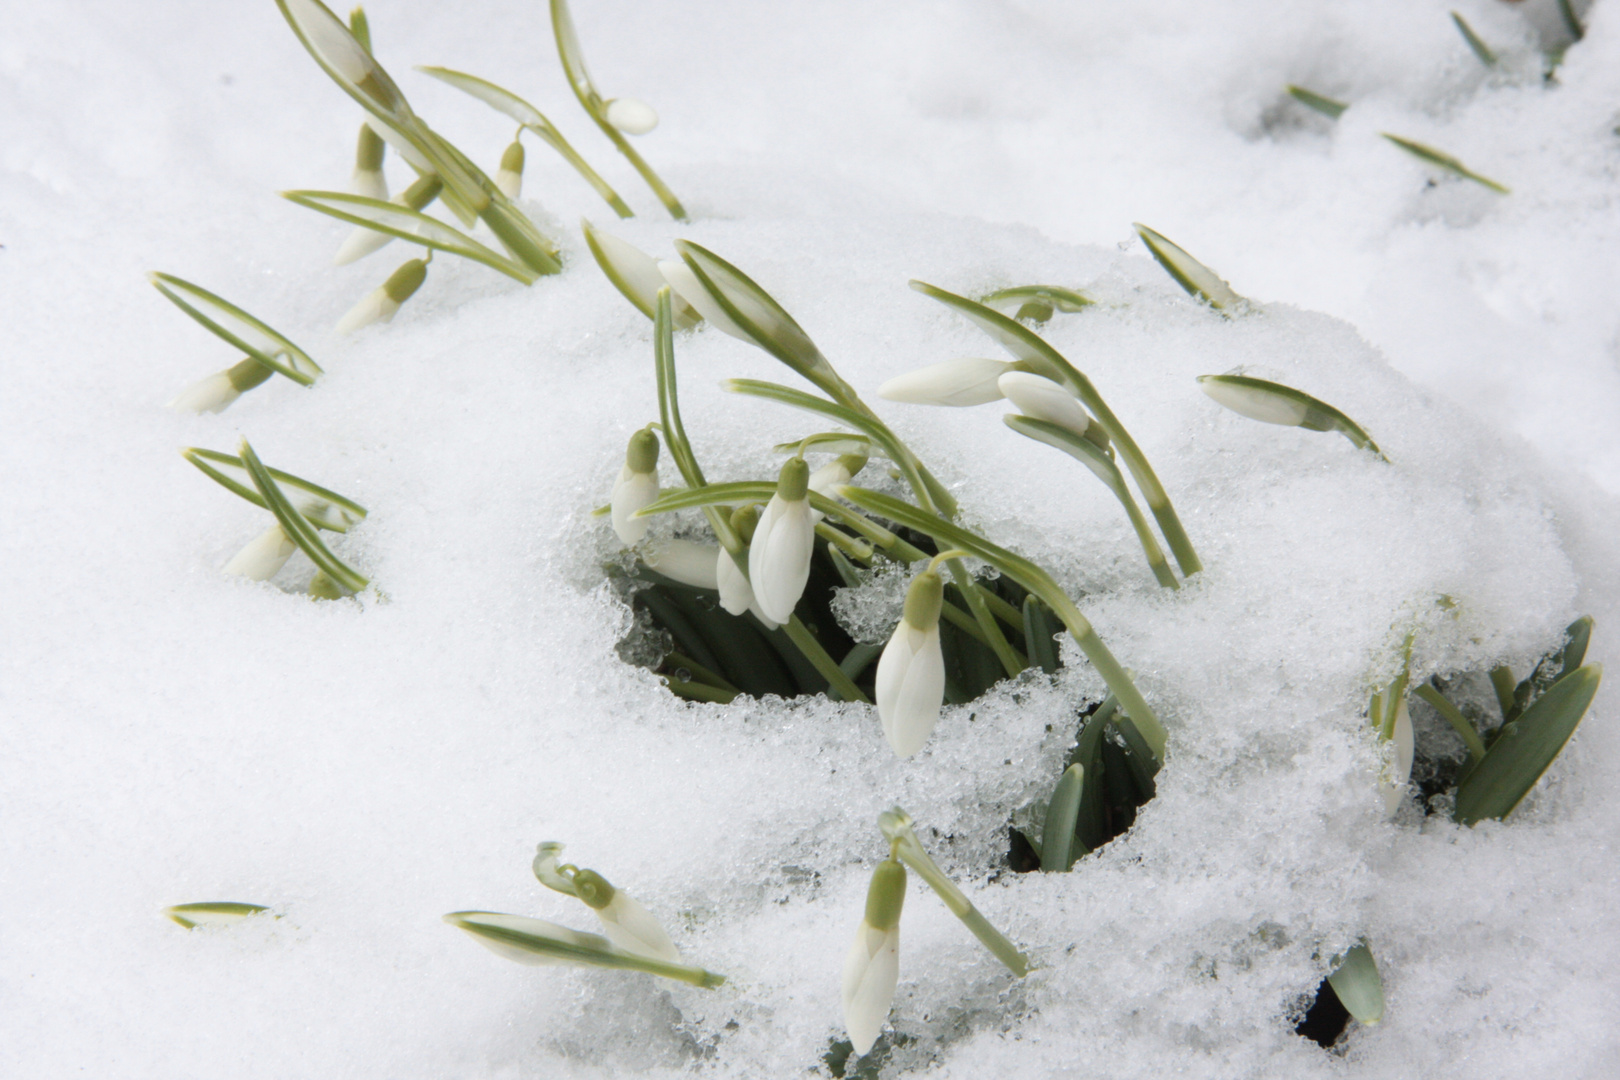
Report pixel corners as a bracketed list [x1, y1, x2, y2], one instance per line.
[4, 1, 1620, 1077]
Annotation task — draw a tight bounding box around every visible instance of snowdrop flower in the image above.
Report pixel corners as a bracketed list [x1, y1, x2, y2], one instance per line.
[998, 371, 1090, 437]
[807, 453, 867, 522]
[335, 256, 428, 334]
[610, 428, 660, 545]
[878, 358, 1015, 407]
[749, 457, 815, 625]
[641, 538, 719, 590]
[604, 97, 658, 135]
[658, 258, 750, 340]
[1378, 696, 1414, 818]
[351, 123, 388, 200]
[168, 357, 273, 414]
[571, 868, 682, 963]
[223, 523, 299, 580]
[495, 139, 525, 200]
[717, 505, 778, 629]
[334, 173, 442, 266]
[875, 559, 949, 757]
[843, 855, 905, 1057]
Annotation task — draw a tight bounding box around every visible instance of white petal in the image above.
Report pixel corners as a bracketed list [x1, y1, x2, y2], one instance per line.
[807, 461, 852, 523]
[496, 167, 522, 201]
[716, 547, 754, 617]
[658, 259, 751, 341]
[1199, 378, 1309, 427]
[604, 97, 659, 135]
[877, 358, 1012, 407]
[335, 288, 401, 334]
[749, 496, 814, 625]
[351, 168, 388, 202]
[595, 891, 681, 963]
[1380, 698, 1415, 818]
[842, 922, 899, 1057]
[333, 225, 394, 266]
[610, 466, 659, 545]
[167, 370, 242, 414]
[876, 622, 944, 757]
[222, 524, 299, 580]
[998, 371, 1090, 436]
[642, 539, 720, 590]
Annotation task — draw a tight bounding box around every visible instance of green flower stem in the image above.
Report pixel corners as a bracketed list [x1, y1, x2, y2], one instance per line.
[656, 289, 740, 554]
[784, 616, 871, 704]
[815, 521, 873, 562]
[844, 487, 1165, 760]
[910, 281, 1201, 577]
[945, 557, 1024, 676]
[1489, 665, 1518, 720]
[1412, 684, 1486, 765]
[664, 678, 737, 704]
[878, 809, 1030, 977]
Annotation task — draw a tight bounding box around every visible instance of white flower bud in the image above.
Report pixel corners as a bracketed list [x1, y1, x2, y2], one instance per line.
[748, 459, 814, 625]
[807, 454, 865, 523]
[1379, 696, 1415, 818]
[877, 358, 1014, 407]
[658, 258, 750, 341]
[717, 547, 777, 629]
[875, 570, 946, 757]
[571, 869, 681, 964]
[611, 429, 660, 545]
[495, 139, 525, 200]
[222, 523, 299, 580]
[842, 858, 905, 1057]
[642, 539, 720, 590]
[1198, 375, 1310, 427]
[167, 371, 242, 414]
[604, 97, 659, 135]
[335, 258, 427, 334]
[997, 371, 1090, 437]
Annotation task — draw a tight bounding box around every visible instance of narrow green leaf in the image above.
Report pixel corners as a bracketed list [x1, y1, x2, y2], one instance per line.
[1562, 616, 1593, 676]
[1556, 0, 1584, 40]
[444, 910, 726, 988]
[675, 240, 833, 384]
[1132, 224, 1244, 310]
[1022, 595, 1060, 675]
[1285, 84, 1348, 120]
[1197, 374, 1386, 459]
[1413, 683, 1487, 765]
[238, 439, 370, 593]
[165, 902, 270, 928]
[150, 273, 321, 385]
[1326, 943, 1385, 1024]
[1451, 12, 1497, 66]
[184, 447, 367, 532]
[980, 285, 1092, 326]
[772, 434, 874, 458]
[1454, 665, 1602, 825]
[725, 380, 907, 466]
[1381, 133, 1510, 194]
[283, 190, 537, 283]
[1040, 764, 1084, 872]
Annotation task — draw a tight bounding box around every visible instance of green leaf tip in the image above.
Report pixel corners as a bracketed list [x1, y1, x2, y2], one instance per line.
[1285, 84, 1348, 120]
[1451, 12, 1497, 67]
[150, 272, 322, 385]
[1454, 664, 1601, 826]
[1381, 134, 1510, 194]
[1327, 943, 1385, 1025]
[165, 902, 270, 929]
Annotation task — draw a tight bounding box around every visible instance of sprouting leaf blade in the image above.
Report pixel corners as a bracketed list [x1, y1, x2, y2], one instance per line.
[150, 274, 321, 385]
[1040, 764, 1084, 872]
[1451, 12, 1497, 66]
[1381, 134, 1510, 194]
[283, 190, 537, 283]
[184, 447, 367, 532]
[1326, 943, 1385, 1025]
[1132, 224, 1243, 310]
[1454, 665, 1601, 825]
[444, 910, 726, 987]
[165, 902, 270, 928]
[238, 439, 370, 593]
[1286, 84, 1348, 120]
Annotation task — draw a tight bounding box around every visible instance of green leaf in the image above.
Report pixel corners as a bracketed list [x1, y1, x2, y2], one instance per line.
[165, 902, 270, 928]
[675, 240, 833, 384]
[184, 447, 367, 532]
[1326, 943, 1385, 1025]
[1132, 224, 1244, 310]
[444, 910, 726, 988]
[1040, 764, 1084, 872]
[1381, 134, 1510, 194]
[1562, 616, 1593, 676]
[583, 222, 699, 323]
[1197, 374, 1386, 459]
[1021, 595, 1060, 675]
[150, 273, 322, 385]
[1285, 84, 1348, 120]
[417, 67, 633, 217]
[980, 285, 1092, 325]
[238, 439, 370, 594]
[1451, 12, 1497, 66]
[282, 190, 537, 283]
[1454, 665, 1602, 825]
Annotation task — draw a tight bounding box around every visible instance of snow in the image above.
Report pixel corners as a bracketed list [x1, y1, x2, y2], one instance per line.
[4, 1, 1620, 1077]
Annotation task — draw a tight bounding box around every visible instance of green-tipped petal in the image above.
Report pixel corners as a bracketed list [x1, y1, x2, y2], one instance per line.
[582, 220, 700, 325]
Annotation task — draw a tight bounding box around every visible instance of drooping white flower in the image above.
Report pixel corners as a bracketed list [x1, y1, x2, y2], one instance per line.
[875, 568, 947, 757]
[571, 869, 681, 964]
[223, 523, 299, 580]
[334, 173, 443, 266]
[748, 457, 815, 625]
[641, 539, 720, 590]
[997, 371, 1091, 437]
[335, 257, 428, 334]
[604, 97, 659, 135]
[716, 510, 779, 629]
[877, 358, 1015, 407]
[168, 357, 274, 414]
[1197, 374, 1311, 427]
[657, 258, 751, 341]
[495, 139, 525, 200]
[842, 856, 905, 1057]
[807, 453, 866, 523]
[610, 428, 660, 545]
[1378, 696, 1415, 818]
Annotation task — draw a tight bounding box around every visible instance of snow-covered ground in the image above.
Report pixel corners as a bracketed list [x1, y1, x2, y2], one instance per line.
[4, 1, 1619, 1076]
